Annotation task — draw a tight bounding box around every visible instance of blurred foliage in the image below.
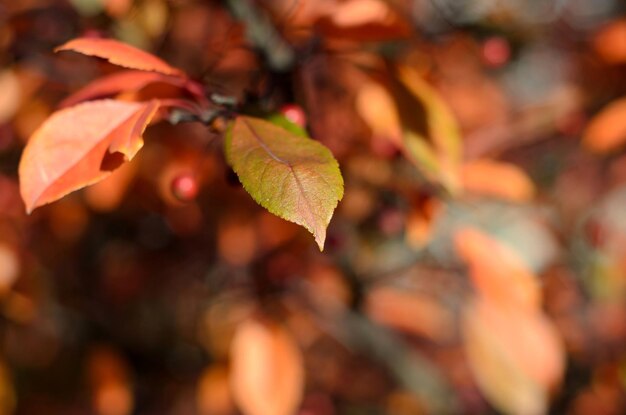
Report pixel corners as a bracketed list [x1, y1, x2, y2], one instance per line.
[1, 0, 626, 414]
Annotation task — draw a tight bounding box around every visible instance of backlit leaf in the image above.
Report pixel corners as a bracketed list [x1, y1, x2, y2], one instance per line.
[230, 317, 304, 415]
[316, 0, 411, 41]
[461, 159, 535, 202]
[366, 285, 454, 342]
[463, 299, 564, 415]
[593, 19, 626, 64]
[60, 70, 184, 108]
[331, 0, 391, 27]
[355, 80, 403, 147]
[19, 99, 159, 213]
[454, 227, 541, 310]
[56, 37, 184, 76]
[396, 65, 462, 193]
[225, 116, 343, 251]
[583, 97, 626, 153]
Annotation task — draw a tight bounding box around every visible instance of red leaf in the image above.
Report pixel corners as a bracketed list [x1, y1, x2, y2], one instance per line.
[55, 38, 185, 77]
[19, 99, 159, 213]
[59, 70, 185, 108]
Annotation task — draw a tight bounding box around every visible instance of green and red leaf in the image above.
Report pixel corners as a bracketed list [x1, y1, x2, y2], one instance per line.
[225, 116, 343, 251]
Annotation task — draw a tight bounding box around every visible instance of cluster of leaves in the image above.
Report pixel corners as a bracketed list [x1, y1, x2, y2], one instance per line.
[18, 37, 343, 251]
[1, 1, 626, 415]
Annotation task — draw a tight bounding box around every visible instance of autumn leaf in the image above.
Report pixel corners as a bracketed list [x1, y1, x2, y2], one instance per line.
[461, 159, 535, 202]
[60, 70, 185, 108]
[355, 80, 403, 148]
[19, 99, 159, 213]
[225, 116, 343, 251]
[316, 0, 411, 41]
[365, 285, 454, 342]
[454, 227, 541, 310]
[230, 317, 304, 415]
[593, 19, 626, 64]
[582, 97, 626, 153]
[55, 37, 184, 77]
[396, 65, 463, 193]
[463, 299, 564, 415]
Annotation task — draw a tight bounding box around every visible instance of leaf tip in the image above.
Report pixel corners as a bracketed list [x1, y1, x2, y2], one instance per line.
[315, 235, 326, 252]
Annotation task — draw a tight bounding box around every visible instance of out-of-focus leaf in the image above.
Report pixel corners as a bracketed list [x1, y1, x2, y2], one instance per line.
[218, 215, 257, 266]
[60, 70, 185, 108]
[19, 99, 159, 213]
[87, 347, 133, 415]
[461, 159, 535, 202]
[225, 116, 343, 251]
[593, 19, 626, 64]
[136, 0, 169, 38]
[0, 243, 20, 295]
[355, 80, 403, 147]
[396, 65, 462, 193]
[230, 317, 304, 415]
[583, 97, 626, 153]
[365, 285, 454, 342]
[405, 197, 442, 249]
[0, 69, 21, 124]
[316, 0, 411, 41]
[463, 299, 564, 415]
[103, 0, 132, 17]
[454, 227, 541, 310]
[331, 0, 391, 27]
[56, 37, 185, 76]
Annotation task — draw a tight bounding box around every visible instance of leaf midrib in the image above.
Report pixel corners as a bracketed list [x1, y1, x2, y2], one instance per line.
[240, 118, 321, 233]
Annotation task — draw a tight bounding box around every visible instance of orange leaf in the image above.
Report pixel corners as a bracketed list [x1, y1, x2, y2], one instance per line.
[332, 0, 391, 27]
[355, 80, 403, 148]
[463, 299, 564, 415]
[365, 286, 454, 342]
[19, 99, 159, 213]
[461, 159, 535, 202]
[316, 0, 411, 41]
[583, 97, 626, 153]
[56, 38, 184, 77]
[60, 70, 184, 108]
[454, 227, 541, 310]
[230, 317, 304, 415]
[593, 19, 626, 64]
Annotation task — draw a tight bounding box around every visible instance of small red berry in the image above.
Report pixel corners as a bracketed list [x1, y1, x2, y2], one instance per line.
[170, 173, 199, 202]
[280, 104, 307, 128]
[482, 36, 511, 68]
